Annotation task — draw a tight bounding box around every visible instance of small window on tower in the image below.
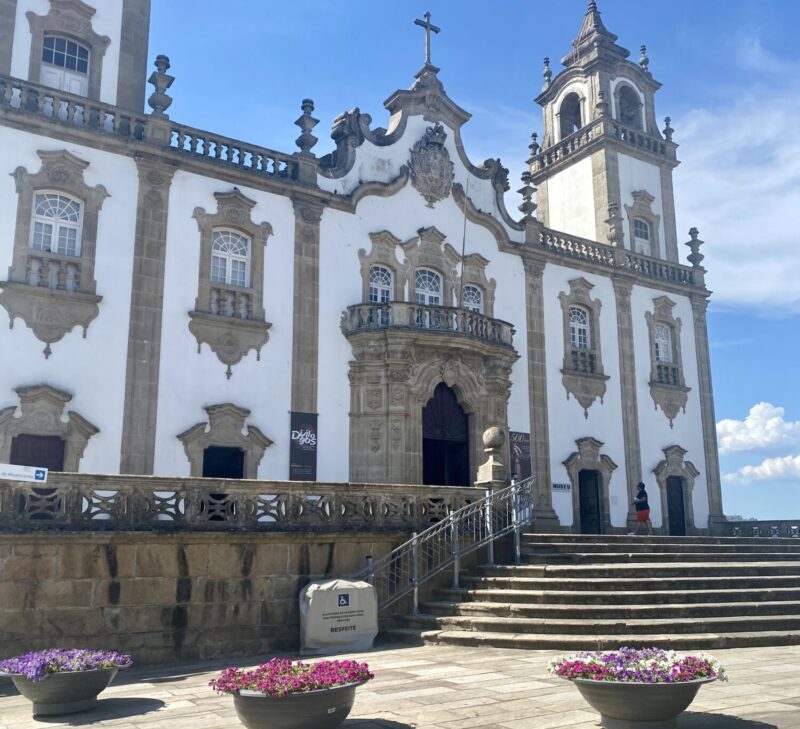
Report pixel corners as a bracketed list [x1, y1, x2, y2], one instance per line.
[559, 93, 583, 139]
[633, 217, 652, 256]
[40, 35, 90, 95]
[569, 306, 590, 350]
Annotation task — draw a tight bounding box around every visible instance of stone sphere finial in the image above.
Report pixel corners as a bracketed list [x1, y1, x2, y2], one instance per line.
[483, 426, 505, 450]
[542, 57, 552, 90]
[147, 54, 174, 118]
[639, 44, 650, 73]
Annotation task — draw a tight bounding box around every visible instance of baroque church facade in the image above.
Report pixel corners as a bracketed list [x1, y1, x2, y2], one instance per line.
[0, 0, 725, 534]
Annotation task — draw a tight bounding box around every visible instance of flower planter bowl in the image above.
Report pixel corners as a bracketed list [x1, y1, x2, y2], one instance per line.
[5, 667, 121, 717]
[569, 677, 717, 729]
[232, 681, 366, 729]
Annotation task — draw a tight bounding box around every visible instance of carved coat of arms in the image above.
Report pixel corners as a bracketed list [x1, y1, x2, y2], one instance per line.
[409, 123, 454, 208]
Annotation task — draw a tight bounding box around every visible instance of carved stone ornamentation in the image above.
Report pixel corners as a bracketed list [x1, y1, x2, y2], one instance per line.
[0, 385, 99, 471]
[645, 296, 690, 427]
[0, 151, 108, 357]
[408, 124, 454, 207]
[177, 403, 272, 479]
[652, 445, 700, 534]
[563, 437, 618, 533]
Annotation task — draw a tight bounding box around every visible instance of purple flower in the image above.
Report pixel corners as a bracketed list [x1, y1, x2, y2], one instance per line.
[0, 649, 133, 682]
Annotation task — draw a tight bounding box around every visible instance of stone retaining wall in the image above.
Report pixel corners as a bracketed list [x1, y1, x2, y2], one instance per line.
[0, 531, 405, 664]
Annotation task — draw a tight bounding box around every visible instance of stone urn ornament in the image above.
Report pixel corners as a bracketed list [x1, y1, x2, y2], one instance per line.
[0, 648, 132, 716]
[548, 647, 725, 728]
[210, 657, 373, 729]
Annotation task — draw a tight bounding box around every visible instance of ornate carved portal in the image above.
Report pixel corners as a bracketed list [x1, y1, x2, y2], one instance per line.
[563, 437, 618, 533]
[344, 331, 517, 485]
[652, 444, 700, 535]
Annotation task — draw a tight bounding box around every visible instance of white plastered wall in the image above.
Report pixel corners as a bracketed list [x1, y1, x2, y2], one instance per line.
[617, 153, 666, 254]
[544, 155, 596, 241]
[631, 285, 708, 529]
[154, 171, 296, 479]
[543, 264, 628, 527]
[10, 0, 124, 106]
[0, 126, 138, 472]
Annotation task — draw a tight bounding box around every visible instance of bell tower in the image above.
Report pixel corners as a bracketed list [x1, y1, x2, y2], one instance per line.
[529, 1, 680, 261]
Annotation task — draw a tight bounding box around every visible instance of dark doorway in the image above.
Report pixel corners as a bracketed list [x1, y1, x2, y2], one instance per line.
[202, 446, 244, 479]
[10, 434, 65, 471]
[578, 469, 602, 534]
[666, 476, 687, 535]
[422, 383, 469, 486]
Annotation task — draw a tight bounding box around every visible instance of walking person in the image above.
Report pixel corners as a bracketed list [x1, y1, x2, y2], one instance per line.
[629, 482, 653, 535]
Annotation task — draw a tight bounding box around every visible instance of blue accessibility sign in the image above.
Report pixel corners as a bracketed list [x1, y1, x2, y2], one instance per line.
[338, 593, 350, 607]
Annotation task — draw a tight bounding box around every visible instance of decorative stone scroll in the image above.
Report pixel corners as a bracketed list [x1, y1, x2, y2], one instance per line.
[0, 150, 108, 357]
[0, 385, 98, 471]
[177, 403, 272, 479]
[408, 123, 454, 207]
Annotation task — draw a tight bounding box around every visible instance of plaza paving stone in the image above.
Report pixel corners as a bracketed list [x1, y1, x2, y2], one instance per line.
[1, 644, 799, 728]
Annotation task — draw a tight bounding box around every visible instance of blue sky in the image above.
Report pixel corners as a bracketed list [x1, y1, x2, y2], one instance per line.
[148, 1, 800, 519]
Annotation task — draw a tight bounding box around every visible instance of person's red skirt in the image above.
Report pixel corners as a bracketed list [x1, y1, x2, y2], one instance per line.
[636, 509, 650, 522]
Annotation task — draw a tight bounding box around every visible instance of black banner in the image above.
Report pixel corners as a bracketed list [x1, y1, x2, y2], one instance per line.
[289, 412, 318, 481]
[509, 431, 532, 483]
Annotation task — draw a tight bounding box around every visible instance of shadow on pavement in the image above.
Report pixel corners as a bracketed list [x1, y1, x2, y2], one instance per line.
[343, 722, 414, 728]
[34, 698, 166, 724]
[678, 712, 779, 728]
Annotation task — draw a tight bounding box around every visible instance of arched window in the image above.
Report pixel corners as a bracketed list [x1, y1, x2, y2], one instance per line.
[633, 217, 652, 256]
[569, 306, 590, 350]
[654, 323, 674, 364]
[369, 266, 392, 304]
[211, 229, 250, 287]
[617, 85, 642, 129]
[30, 192, 82, 256]
[462, 285, 483, 314]
[559, 92, 582, 139]
[415, 269, 441, 306]
[40, 35, 90, 95]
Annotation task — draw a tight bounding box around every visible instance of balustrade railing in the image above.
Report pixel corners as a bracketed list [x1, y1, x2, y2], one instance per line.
[720, 520, 800, 539]
[341, 302, 515, 348]
[569, 349, 597, 375]
[623, 252, 696, 286]
[538, 229, 617, 268]
[210, 285, 252, 319]
[0, 473, 480, 533]
[354, 478, 534, 612]
[655, 363, 681, 386]
[26, 253, 81, 292]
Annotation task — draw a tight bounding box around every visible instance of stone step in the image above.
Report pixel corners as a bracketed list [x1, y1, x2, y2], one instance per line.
[420, 599, 800, 620]
[459, 574, 800, 591]
[521, 534, 799, 546]
[435, 586, 800, 605]
[522, 541, 800, 555]
[469, 562, 800, 579]
[522, 550, 800, 563]
[387, 628, 800, 651]
[398, 612, 800, 636]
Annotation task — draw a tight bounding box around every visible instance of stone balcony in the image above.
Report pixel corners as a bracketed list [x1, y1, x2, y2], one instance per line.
[341, 302, 516, 350]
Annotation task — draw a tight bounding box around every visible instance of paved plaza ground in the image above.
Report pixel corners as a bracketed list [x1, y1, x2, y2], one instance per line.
[1, 643, 799, 729]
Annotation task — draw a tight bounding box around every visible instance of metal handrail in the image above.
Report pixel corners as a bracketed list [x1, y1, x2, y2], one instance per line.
[354, 477, 534, 613]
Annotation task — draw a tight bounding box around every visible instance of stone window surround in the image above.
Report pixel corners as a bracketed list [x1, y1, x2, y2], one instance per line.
[188, 188, 273, 379]
[563, 436, 618, 534]
[652, 444, 700, 534]
[458, 252, 496, 318]
[624, 190, 661, 258]
[0, 384, 99, 471]
[358, 230, 408, 304]
[176, 403, 272, 479]
[400, 226, 463, 309]
[557, 277, 609, 417]
[0, 149, 108, 357]
[26, 0, 111, 101]
[645, 296, 690, 427]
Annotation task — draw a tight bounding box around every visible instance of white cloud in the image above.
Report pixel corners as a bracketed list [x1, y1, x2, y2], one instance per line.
[717, 402, 800, 454]
[723, 454, 800, 484]
[675, 50, 800, 310]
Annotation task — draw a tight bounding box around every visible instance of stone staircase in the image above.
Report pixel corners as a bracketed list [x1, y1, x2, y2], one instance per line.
[388, 534, 800, 650]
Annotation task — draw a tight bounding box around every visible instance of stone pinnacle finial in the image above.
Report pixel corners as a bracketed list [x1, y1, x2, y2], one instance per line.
[475, 427, 509, 485]
[529, 132, 540, 158]
[147, 54, 174, 118]
[542, 57, 552, 90]
[663, 116, 674, 142]
[517, 171, 538, 220]
[294, 98, 319, 154]
[639, 44, 650, 73]
[685, 227, 705, 268]
[605, 202, 624, 246]
[596, 89, 609, 118]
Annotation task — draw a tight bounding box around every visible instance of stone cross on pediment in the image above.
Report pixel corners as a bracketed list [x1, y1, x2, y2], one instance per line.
[414, 11, 441, 65]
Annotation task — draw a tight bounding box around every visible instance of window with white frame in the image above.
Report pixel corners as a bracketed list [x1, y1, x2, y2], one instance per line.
[211, 229, 250, 287]
[654, 323, 674, 364]
[30, 192, 83, 256]
[369, 266, 392, 304]
[415, 269, 441, 306]
[40, 35, 90, 95]
[569, 306, 590, 350]
[633, 217, 652, 256]
[461, 285, 483, 314]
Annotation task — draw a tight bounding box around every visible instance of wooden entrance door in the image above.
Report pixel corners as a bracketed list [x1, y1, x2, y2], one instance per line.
[578, 469, 602, 534]
[422, 383, 469, 486]
[666, 476, 687, 535]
